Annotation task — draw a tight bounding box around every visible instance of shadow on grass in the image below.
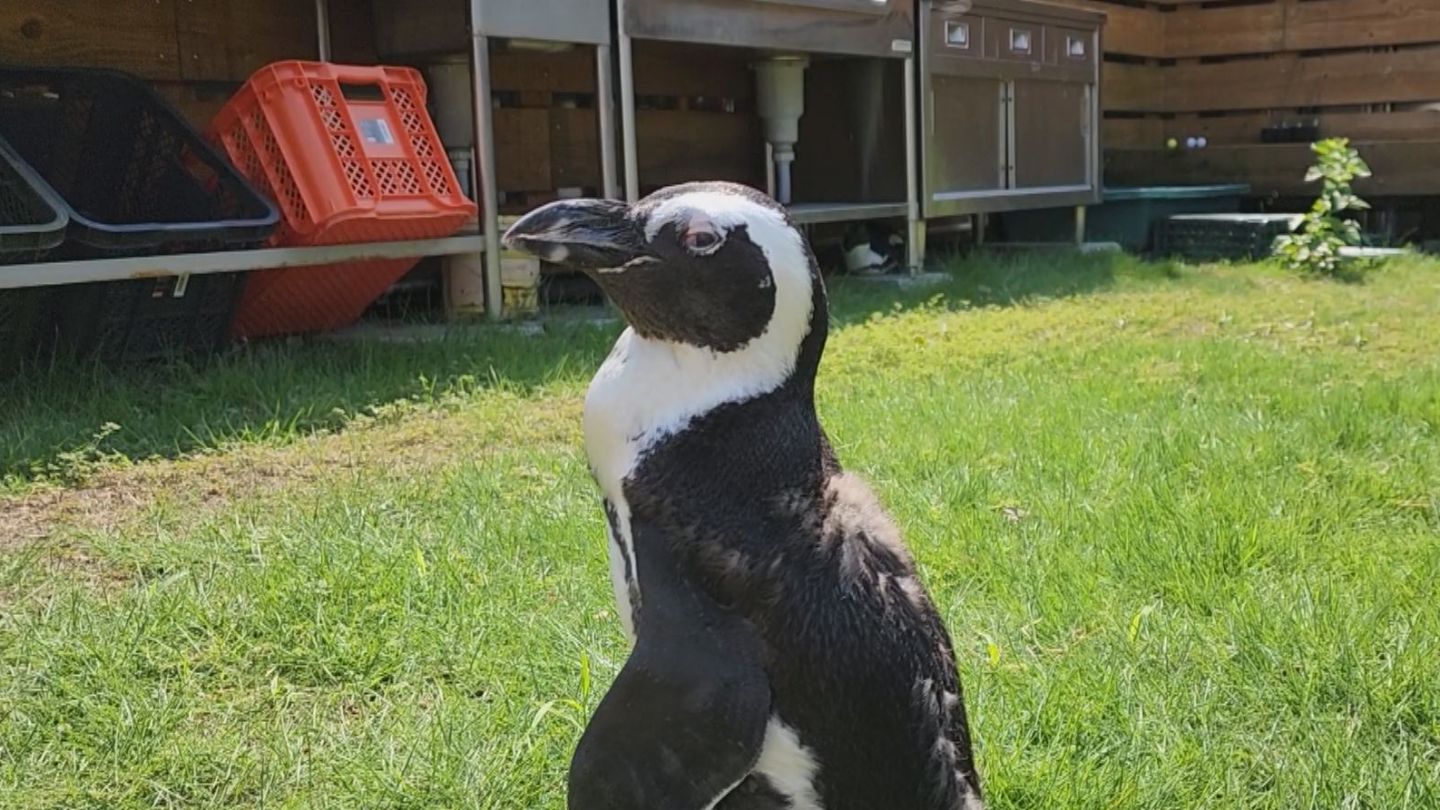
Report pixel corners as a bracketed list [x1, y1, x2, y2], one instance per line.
[0, 316, 620, 490]
[3, 249, 1188, 490]
[828, 246, 1184, 326]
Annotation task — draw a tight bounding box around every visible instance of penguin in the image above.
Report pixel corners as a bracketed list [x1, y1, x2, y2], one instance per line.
[503, 181, 984, 810]
[841, 221, 905, 276]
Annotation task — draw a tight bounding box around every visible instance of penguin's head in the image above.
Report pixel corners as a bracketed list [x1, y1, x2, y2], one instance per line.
[502, 181, 822, 356]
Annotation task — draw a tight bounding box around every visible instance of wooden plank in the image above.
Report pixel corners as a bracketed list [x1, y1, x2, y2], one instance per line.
[1167, 0, 1440, 58]
[633, 42, 754, 101]
[226, 1, 316, 79]
[1102, 4, 1166, 58]
[494, 108, 552, 192]
[549, 107, 603, 190]
[177, 0, 317, 82]
[1164, 47, 1440, 113]
[1103, 62, 1164, 113]
[1164, 110, 1440, 146]
[175, 0, 229, 82]
[490, 47, 596, 95]
[329, 0, 380, 65]
[1044, 0, 1165, 58]
[1287, 0, 1440, 52]
[1104, 117, 1166, 149]
[1166, 4, 1284, 59]
[636, 110, 762, 189]
[154, 82, 239, 130]
[0, 0, 181, 80]
[1105, 141, 1440, 196]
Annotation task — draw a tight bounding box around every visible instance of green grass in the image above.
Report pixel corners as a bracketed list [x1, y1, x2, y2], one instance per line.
[2, 252, 1438, 808]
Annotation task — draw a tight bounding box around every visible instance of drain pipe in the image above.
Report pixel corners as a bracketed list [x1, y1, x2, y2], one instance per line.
[752, 55, 808, 206]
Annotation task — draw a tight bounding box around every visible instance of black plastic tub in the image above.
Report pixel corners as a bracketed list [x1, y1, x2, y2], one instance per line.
[0, 66, 279, 362]
[0, 136, 66, 258]
[0, 66, 278, 254]
[0, 135, 67, 371]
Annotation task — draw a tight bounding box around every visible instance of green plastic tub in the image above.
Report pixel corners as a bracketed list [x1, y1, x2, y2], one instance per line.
[999, 184, 1252, 251]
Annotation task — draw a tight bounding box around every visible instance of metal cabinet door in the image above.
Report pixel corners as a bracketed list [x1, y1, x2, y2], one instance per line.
[927, 74, 1006, 200]
[1011, 79, 1090, 189]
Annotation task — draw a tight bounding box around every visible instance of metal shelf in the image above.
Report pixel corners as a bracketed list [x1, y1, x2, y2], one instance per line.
[0, 234, 487, 291]
[0, 205, 909, 292]
[788, 202, 911, 226]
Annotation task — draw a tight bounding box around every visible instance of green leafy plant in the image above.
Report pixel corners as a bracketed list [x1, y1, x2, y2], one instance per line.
[1273, 137, 1372, 277]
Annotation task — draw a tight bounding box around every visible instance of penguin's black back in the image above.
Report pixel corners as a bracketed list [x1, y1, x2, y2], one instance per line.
[621, 365, 981, 809]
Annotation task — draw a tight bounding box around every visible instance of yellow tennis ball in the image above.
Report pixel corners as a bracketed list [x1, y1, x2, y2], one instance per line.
[1166, 138, 1179, 150]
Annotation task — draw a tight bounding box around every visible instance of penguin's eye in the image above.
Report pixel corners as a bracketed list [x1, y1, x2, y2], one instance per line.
[681, 223, 723, 254]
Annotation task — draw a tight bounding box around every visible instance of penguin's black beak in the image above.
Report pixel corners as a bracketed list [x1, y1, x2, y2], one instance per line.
[501, 198, 651, 273]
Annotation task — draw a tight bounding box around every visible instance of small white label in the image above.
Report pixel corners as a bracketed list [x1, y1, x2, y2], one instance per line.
[357, 117, 395, 145]
[172, 273, 190, 298]
[891, 39, 913, 53]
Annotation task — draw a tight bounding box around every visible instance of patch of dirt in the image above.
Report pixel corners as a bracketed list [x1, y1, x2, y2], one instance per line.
[0, 394, 582, 593]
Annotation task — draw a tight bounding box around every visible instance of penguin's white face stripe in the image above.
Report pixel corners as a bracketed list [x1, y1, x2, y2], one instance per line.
[583, 190, 815, 640]
[642, 191, 758, 243]
[596, 255, 659, 275]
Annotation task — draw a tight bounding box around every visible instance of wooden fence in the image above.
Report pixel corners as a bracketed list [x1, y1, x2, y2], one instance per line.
[1072, 0, 1440, 196]
[1, 1, 379, 127]
[8, 0, 1438, 202]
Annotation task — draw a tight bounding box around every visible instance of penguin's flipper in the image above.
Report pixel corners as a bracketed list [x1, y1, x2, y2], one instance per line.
[568, 519, 771, 810]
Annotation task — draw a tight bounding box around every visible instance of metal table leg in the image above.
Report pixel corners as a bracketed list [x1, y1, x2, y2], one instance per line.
[617, 0, 640, 203]
[315, 0, 331, 60]
[903, 55, 922, 275]
[596, 44, 620, 201]
[469, 22, 503, 320]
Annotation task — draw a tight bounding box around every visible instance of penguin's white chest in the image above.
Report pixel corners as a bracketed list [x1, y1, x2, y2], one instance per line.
[584, 329, 692, 642]
[582, 326, 801, 643]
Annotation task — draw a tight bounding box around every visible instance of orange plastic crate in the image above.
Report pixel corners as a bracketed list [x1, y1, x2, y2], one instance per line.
[210, 61, 476, 339]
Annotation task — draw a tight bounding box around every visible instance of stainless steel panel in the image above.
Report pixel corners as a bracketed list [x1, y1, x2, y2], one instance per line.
[926, 75, 1005, 199]
[789, 201, 909, 224]
[1012, 80, 1089, 188]
[924, 186, 1096, 217]
[474, 0, 611, 44]
[374, 0, 611, 57]
[624, 0, 914, 59]
[756, 0, 892, 12]
[920, 0, 1102, 218]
